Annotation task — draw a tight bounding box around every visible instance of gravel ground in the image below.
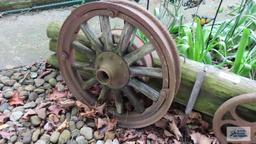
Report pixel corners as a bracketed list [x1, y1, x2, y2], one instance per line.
[0, 62, 218, 144]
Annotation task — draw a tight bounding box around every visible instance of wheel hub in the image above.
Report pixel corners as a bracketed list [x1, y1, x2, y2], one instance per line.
[95, 52, 129, 89]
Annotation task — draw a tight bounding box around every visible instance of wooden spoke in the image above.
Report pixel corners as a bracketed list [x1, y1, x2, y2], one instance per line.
[99, 16, 113, 51]
[130, 67, 162, 78]
[72, 41, 95, 59]
[124, 43, 155, 66]
[128, 78, 159, 101]
[127, 28, 138, 52]
[113, 90, 124, 114]
[81, 22, 103, 53]
[82, 77, 98, 90]
[118, 21, 135, 55]
[98, 86, 109, 102]
[72, 62, 96, 71]
[123, 87, 145, 113]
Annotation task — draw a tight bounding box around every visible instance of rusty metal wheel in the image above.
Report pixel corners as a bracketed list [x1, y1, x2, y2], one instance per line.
[57, 0, 180, 128]
[213, 93, 256, 143]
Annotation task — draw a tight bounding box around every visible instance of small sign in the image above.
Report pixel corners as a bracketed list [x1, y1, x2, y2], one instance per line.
[227, 127, 251, 142]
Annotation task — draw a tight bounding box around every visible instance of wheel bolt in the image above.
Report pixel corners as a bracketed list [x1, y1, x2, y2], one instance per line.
[61, 52, 68, 60]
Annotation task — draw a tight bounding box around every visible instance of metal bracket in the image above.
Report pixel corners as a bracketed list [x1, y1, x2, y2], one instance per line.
[181, 66, 207, 126]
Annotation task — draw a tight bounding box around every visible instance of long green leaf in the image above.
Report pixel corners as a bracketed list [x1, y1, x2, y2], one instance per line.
[195, 18, 204, 61]
[231, 28, 250, 73]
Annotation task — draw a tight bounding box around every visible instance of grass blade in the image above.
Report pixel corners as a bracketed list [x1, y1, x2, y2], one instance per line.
[231, 28, 250, 73]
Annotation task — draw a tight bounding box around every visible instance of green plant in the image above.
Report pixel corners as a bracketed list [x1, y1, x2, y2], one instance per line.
[176, 18, 218, 64]
[138, 0, 256, 80]
[231, 28, 250, 74]
[154, 0, 183, 34]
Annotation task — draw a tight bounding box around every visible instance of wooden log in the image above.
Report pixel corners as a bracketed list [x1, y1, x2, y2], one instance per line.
[0, 0, 32, 11]
[0, 0, 64, 11]
[154, 58, 256, 119]
[31, 0, 63, 5]
[49, 39, 57, 52]
[49, 39, 90, 62]
[46, 22, 256, 119]
[47, 22, 91, 48]
[47, 54, 94, 79]
[46, 54, 59, 68]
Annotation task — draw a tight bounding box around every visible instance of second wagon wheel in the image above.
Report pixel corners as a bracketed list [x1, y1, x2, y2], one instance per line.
[213, 93, 256, 143]
[57, 0, 180, 128]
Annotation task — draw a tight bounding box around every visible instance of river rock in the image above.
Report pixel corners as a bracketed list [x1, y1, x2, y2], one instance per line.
[2, 86, 12, 91]
[12, 72, 22, 80]
[6, 79, 16, 86]
[13, 82, 21, 89]
[24, 84, 35, 91]
[44, 72, 57, 81]
[10, 111, 23, 121]
[65, 112, 71, 121]
[94, 131, 104, 140]
[30, 72, 38, 79]
[40, 134, 51, 144]
[30, 115, 41, 126]
[113, 139, 119, 144]
[71, 107, 78, 116]
[69, 121, 76, 131]
[76, 121, 84, 129]
[71, 129, 80, 138]
[67, 140, 78, 144]
[10, 134, 17, 143]
[12, 106, 24, 112]
[31, 66, 38, 72]
[34, 88, 45, 94]
[86, 121, 96, 128]
[56, 75, 63, 81]
[28, 92, 38, 101]
[0, 70, 14, 77]
[96, 140, 104, 144]
[20, 90, 29, 97]
[76, 136, 88, 144]
[34, 79, 45, 87]
[80, 126, 93, 140]
[50, 131, 60, 143]
[32, 129, 41, 142]
[35, 140, 46, 144]
[21, 131, 32, 144]
[0, 102, 9, 112]
[56, 82, 65, 91]
[105, 131, 115, 140]
[3, 89, 14, 98]
[58, 130, 71, 144]
[0, 139, 6, 144]
[48, 78, 57, 86]
[0, 83, 4, 90]
[24, 79, 34, 85]
[43, 83, 51, 89]
[24, 101, 36, 108]
[0, 76, 13, 85]
[105, 139, 112, 144]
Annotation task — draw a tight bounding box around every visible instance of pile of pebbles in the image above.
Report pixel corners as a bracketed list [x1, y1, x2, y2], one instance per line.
[0, 63, 120, 144]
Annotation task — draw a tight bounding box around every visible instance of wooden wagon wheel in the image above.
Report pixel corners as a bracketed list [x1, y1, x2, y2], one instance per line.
[57, 0, 180, 128]
[213, 93, 256, 143]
